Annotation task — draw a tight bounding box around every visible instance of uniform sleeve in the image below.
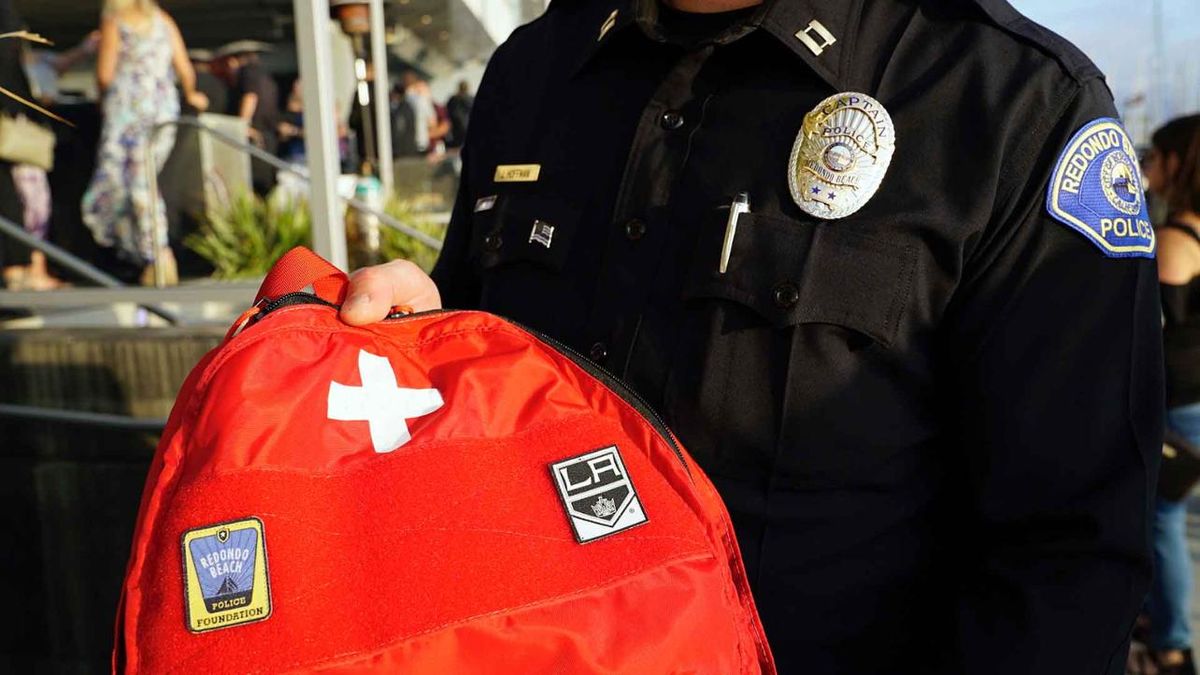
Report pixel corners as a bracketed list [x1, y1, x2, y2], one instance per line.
[943, 78, 1164, 674]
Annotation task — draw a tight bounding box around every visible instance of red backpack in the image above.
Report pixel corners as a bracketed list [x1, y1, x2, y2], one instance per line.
[114, 248, 775, 673]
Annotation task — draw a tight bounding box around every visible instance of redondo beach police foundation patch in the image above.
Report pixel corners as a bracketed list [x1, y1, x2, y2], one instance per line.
[182, 517, 271, 633]
[1046, 118, 1155, 258]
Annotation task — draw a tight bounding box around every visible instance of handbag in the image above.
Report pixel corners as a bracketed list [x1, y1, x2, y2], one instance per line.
[0, 114, 55, 170]
[1159, 428, 1200, 502]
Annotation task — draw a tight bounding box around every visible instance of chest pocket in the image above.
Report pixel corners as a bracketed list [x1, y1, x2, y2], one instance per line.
[469, 192, 581, 329]
[682, 211, 916, 347]
[471, 193, 578, 274]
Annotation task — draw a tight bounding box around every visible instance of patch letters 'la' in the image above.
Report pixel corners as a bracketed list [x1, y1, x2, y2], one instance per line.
[181, 517, 272, 633]
[1046, 117, 1155, 258]
[550, 445, 648, 543]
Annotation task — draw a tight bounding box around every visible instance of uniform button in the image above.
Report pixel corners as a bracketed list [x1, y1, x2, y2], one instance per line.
[773, 282, 800, 309]
[624, 218, 646, 240]
[660, 110, 684, 130]
[589, 342, 609, 363]
[483, 232, 503, 251]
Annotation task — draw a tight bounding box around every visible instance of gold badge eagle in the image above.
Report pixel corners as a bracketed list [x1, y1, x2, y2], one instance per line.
[788, 92, 896, 220]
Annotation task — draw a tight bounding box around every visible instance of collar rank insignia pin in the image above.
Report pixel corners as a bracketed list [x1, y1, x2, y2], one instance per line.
[795, 19, 836, 56]
[788, 92, 896, 220]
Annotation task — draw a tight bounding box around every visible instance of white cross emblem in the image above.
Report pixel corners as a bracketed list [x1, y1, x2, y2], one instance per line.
[327, 349, 444, 453]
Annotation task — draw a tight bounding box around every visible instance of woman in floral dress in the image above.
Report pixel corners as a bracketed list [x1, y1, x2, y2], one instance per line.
[82, 0, 206, 284]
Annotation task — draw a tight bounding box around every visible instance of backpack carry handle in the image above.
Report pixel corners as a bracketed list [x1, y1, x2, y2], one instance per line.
[255, 247, 349, 306]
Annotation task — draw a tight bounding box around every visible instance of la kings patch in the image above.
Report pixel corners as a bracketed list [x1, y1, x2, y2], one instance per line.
[1046, 118, 1155, 258]
[182, 517, 272, 632]
[550, 445, 648, 543]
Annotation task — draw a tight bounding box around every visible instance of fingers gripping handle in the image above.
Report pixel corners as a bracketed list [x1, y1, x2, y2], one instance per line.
[255, 247, 349, 305]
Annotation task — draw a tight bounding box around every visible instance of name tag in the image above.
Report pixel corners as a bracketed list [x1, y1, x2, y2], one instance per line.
[494, 164, 541, 183]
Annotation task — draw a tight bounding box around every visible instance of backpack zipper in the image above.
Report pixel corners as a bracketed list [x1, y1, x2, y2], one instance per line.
[510, 324, 691, 481]
[246, 294, 690, 479]
[257, 291, 337, 314]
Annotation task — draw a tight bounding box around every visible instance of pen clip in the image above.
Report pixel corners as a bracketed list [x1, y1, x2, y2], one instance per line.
[719, 192, 751, 274]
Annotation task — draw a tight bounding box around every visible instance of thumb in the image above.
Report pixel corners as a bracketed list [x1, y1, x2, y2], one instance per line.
[339, 259, 442, 326]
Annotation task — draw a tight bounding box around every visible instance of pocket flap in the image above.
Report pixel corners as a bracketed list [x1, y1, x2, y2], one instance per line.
[683, 212, 915, 346]
[473, 193, 577, 272]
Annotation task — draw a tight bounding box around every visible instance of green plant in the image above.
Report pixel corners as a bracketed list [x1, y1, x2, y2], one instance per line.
[378, 198, 446, 272]
[185, 192, 312, 279]
[186, 192, 447, 279]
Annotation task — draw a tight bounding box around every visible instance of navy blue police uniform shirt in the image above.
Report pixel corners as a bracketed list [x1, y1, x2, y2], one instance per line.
[430, 0, 1165, 672]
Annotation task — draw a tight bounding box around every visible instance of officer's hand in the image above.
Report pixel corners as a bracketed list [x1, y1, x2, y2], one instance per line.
[340, 259, 443, 325]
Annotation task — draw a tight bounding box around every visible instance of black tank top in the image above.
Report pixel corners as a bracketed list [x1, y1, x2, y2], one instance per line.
[1160, 222, 1200, 407]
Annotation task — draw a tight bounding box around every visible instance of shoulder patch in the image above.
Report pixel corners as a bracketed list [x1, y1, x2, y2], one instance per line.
[1046, 118, 1155, 259]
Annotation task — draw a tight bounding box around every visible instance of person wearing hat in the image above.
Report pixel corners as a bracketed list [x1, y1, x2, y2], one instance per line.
[216, 39, 279, 193]
[340, 1, 1163, 672]
[187, 48, 228, 116]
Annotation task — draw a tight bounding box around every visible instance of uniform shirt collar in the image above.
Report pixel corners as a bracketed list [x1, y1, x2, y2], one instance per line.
[571, 0, 863, 91]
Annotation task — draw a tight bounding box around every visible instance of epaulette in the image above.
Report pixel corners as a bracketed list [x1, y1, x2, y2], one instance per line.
[965, 0, 1103, 83]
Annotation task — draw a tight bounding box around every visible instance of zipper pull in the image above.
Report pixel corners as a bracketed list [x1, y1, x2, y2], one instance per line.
[385, 304, 415, 320]
[224, 303, 265, 341]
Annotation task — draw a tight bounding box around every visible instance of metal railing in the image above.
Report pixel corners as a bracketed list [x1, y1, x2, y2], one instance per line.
[0, 213, 181, 325]
[0, 403, 167, 431]
[144, 115, 443, 285]
[0, 113, 449, 323]
[0, 282, 258, 309]
[0, 115, 453, 433]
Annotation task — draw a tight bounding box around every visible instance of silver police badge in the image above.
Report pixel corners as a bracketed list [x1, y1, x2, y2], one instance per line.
[788, 92, 896, 220]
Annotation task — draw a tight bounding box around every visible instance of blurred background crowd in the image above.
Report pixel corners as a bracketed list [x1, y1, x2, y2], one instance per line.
[0, 0, 516, 291]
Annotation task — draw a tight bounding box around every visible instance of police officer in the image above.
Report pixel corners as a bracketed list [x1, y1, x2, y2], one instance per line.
[341, 1, 1164, 672]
